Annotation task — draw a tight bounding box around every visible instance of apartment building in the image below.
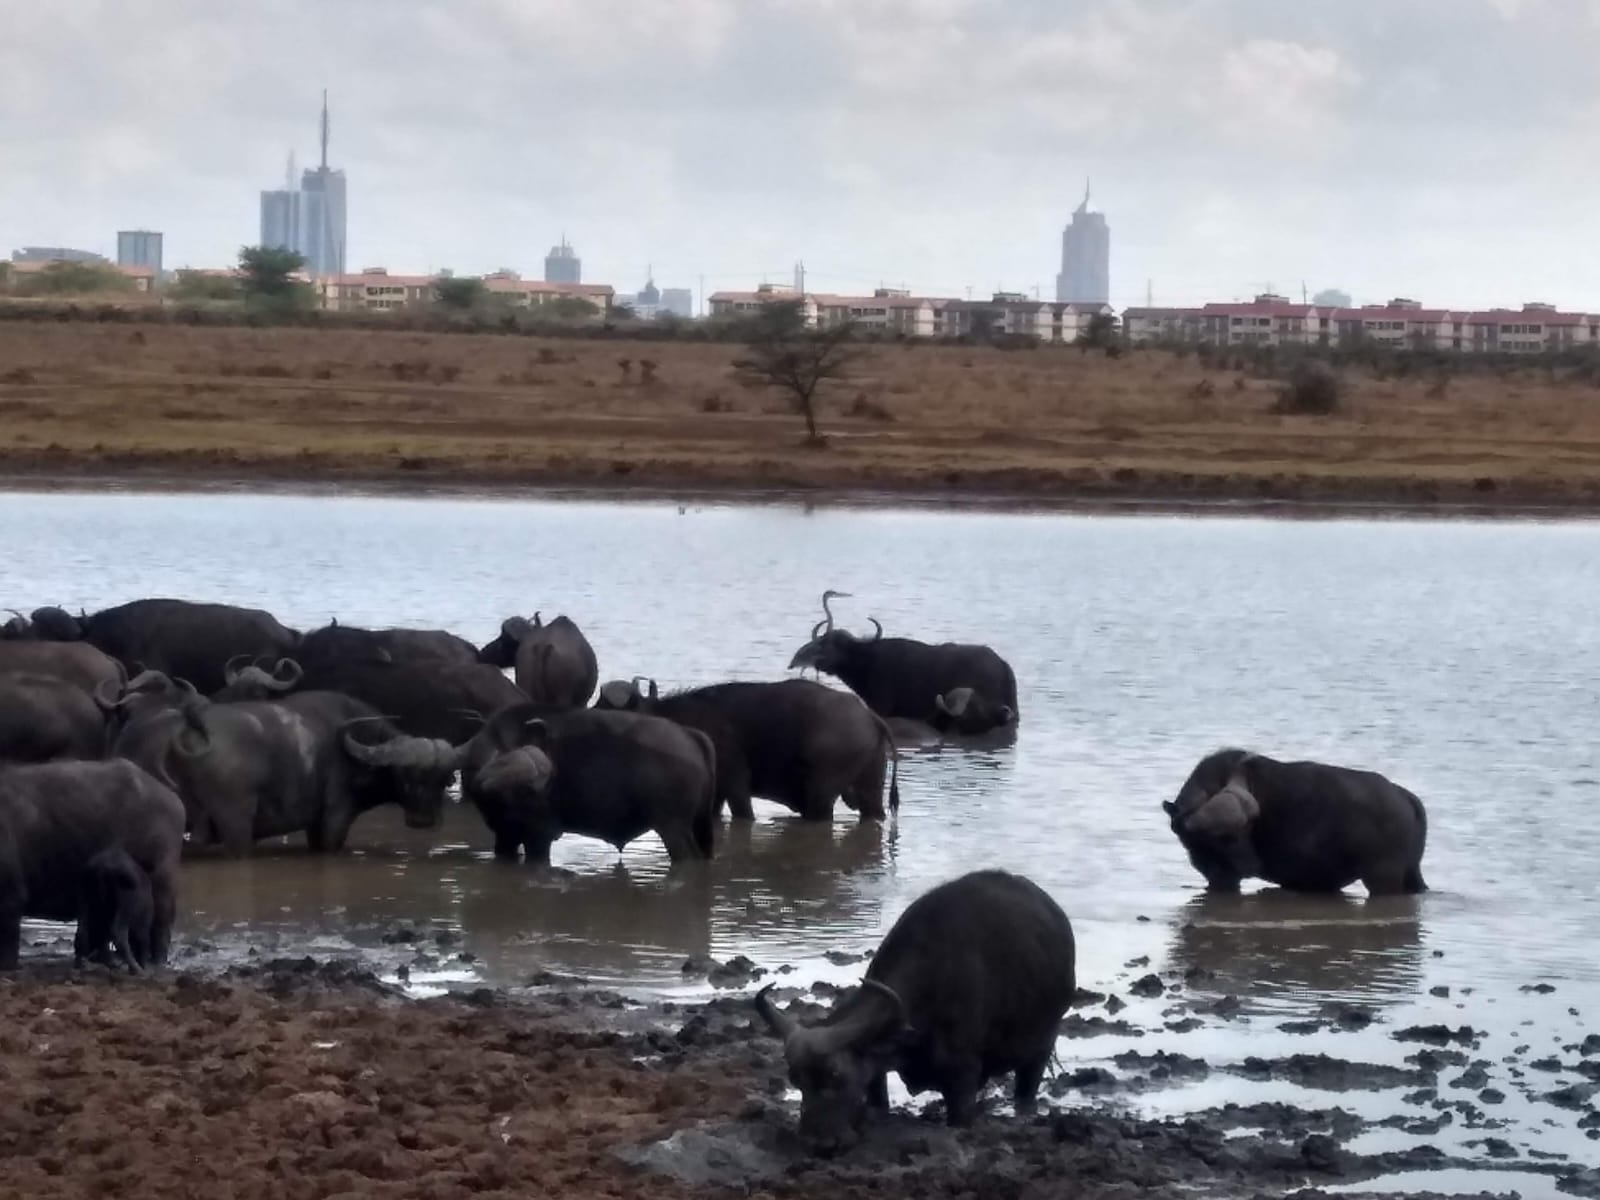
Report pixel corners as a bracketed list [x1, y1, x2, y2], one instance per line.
[708, 285, 1112, 343]
[314, 268, 614, 314]
[1122, 294, 1600, 354]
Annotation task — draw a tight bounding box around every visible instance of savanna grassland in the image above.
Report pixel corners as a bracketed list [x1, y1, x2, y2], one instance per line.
[2, 317, 1599, 508]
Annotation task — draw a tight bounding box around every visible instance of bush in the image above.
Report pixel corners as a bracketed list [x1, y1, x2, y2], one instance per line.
[1275, 362, 1342, 415]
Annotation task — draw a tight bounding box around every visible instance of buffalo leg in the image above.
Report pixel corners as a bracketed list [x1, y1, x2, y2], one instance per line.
[725, 764, 755, 821]
[941, 1062, 985, 1127]
[313, 807, 355, 855]
[148, 868, 177, 966]
[0, 897, 21, 971]
[1013, 1053, 1049, 1115]
[868, 1071, 890, 1112]
[492, 831, 522, 861]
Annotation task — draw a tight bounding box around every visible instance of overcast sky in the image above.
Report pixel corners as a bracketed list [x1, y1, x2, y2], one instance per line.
[4, 0, 1598, 310]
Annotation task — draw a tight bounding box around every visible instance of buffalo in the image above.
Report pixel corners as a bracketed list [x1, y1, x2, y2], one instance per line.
[296, 620, 481, 669]
[210, 655, 304, 702]
[287, 656, 527, 745]
[0, 758, 185, 969]
[76, 846, 155, 972]
[0, 640, 126, 696]
[788, 591, 1018, 732]
[596, 677, 899, 822]
[1164, 749, 1429, 896]
[0, 673, 107, 762]
[479, 613, 598, 710]
[27, 599, 300, 694]
[460, 703, 716, 865]
[168, 691, 465, 855]
[755, 869, 1076, 1154]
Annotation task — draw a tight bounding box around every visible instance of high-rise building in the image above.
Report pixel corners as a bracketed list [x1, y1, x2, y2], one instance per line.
[298, 91, 347, 277]
[1055, 180, 1110, 305]
[260, 152, 301, 254]
[544, 237, 581, 284]
[659, 287, 694, 319]
[116, 230, 163, 275]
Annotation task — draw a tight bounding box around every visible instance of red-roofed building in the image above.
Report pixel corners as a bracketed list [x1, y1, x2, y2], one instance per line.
[314, 268, 614, 315]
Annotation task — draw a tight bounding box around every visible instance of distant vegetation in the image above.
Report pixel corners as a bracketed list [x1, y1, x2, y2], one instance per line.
[238, 246, 315, 315]
[4, 260, 135, 298]
[732, 299, 863, 444]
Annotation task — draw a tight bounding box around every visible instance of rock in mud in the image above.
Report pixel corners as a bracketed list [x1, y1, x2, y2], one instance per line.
[1129, 974, 1165, 998]
[1236, 1055, 1426, 1092]
[1113, 1050, 1210, 1081]
[1279, 1019, 1325, 1035]
[1429, 985, 1451, 998]
[1407, 1049, 1469, 1072]
[1049, 1066, 1119, 1094]
[1165, 1017, 1203, 1033]
[1471, 1136, 1519, 1158]
[823, 949, 869, 966]
[1448, 1065, 1490, 1090]
[1392, 1024, 1478, 1047]
[1321, 1002, 1376, 1031]
[381, 924, 421, 944]
[1580, 1034, 1600, 1057]
[1061, 1014, 1141, 1039]
[1547, 1083, 1600, 1110]
[1105, 995, 1128, 1016]
[1530, 1055, 1566, 1072]
[1479, 1087, 1506, 1105]
[1520, 982, 1557, 994]
[1073, 987, 1106, 1006]
[708, 956, 766, 988]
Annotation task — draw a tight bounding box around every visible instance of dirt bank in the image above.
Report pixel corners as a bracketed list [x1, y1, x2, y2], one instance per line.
[4, 321, 1600, 511]
[4, 959, 1597, 1200]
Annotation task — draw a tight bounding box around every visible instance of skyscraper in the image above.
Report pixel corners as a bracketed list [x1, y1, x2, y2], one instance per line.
[544, 237, 581, 284]
[116, 231, 163, 275]
[298, 91, 347, 277]
[1055, 181, 1110, 305]
[260, 153, 301, 254]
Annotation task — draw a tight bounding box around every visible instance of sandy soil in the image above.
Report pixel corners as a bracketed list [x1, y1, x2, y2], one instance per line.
[4, 956, 1597, 1200]
[4, 320, 1600, 510]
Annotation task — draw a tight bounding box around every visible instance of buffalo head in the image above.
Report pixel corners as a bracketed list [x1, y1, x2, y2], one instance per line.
[755, 979, 911, 1155]
[338, 718, 467, 829]
[593, 676, 656, 711]
[1164, 750, 1263, 886]
[29, 606, 85, 641]
[478, 612, 543, 668]
[214, 655, 303, 702]
[96, 669, 197, 727]
[931, 687, 1015, 736]
[2, 609, 32, 640]
[787, 590, 881, 675]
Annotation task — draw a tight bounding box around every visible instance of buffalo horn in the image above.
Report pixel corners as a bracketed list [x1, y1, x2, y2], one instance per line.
[341, 721, 464, 772]
[859, 978, 908, 1027]
[269, 657, 303, 690]
[93, 677, 123, 712]
[753, 984, 798, 1040]
[223, 654, 253, 686]
[867, 617, 883, 641]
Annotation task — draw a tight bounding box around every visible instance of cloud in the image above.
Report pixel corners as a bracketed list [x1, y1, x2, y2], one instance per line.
[0, 0, 1596, 309]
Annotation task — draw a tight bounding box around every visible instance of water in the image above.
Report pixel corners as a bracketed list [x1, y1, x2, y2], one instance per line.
[6, 489, 1600, 1165]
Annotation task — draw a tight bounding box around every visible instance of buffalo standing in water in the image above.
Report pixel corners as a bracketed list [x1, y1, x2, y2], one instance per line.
[25, 599, 299, 695]
[479, 613, 599, 710]
[755, 869, 1076, 1155]
[1165, 749, 1429, 896]
[594, 677, 899, 822]
[787, 591, 1018, 733]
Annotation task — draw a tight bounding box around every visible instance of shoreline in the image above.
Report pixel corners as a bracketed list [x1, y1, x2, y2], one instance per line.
[4, 463, 1599, 522]
[4, 953, 1597, 1200]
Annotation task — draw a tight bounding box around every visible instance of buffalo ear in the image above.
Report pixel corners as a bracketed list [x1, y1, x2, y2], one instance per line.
[520, 718, 551, 750]
[1162, 800, 1177, 816]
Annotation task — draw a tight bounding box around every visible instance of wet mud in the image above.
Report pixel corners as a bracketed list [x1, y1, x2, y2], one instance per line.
[4, 951, 1599, 1200]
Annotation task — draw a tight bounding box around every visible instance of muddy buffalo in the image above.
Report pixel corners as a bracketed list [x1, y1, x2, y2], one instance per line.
[1164, 749, 1429, 896]
[756, 869, 1076, 1154]
[0, 673, 107, 762]
[479, 614, 599, 710]
[26, 599, 300, 695]
[168, 691, 465, 855]
[460, 704, 716, 865]
[0, 758, 184, 969]
[787, 591, 1018, 731]
[76, 846, 155, 972]
[596, 677, 899, 822]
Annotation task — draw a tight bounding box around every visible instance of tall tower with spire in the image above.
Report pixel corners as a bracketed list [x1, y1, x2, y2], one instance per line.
[297, 89, 347, 277]
[1055, 178, 1110, 305]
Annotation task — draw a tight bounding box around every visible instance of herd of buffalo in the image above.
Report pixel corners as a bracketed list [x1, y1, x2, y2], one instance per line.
[0, 588, 1432, 1152]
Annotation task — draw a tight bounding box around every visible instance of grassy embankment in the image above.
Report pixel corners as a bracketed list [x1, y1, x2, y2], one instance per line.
[2, 319, 1599, 507]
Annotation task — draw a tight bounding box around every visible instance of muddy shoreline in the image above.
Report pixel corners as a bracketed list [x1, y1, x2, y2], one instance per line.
[5, 937, 1597, 1200]
[3, 464, 1599, 523]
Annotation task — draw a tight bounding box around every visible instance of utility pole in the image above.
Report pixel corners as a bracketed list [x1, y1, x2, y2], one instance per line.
[1146, 278, 1153, 307]
[698, 274, 705, 318]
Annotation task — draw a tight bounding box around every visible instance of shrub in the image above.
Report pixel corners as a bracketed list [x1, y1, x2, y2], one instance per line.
[1275, 361, 1342, 415]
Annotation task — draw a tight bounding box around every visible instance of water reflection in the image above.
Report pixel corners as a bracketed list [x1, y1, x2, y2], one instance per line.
[1164, 890, 1425, 1011]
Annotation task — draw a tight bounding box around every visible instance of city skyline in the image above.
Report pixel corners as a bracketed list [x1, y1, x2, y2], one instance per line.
[5, 2, 1599, 309]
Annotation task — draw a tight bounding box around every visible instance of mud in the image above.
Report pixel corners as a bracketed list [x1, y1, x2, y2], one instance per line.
[4, 959, 1600, 1200]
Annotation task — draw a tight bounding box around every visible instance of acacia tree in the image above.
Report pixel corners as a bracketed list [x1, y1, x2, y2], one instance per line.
[238, 245, 312, 312]
[433, 276, 487, 311]
[733, 300, 863, 444]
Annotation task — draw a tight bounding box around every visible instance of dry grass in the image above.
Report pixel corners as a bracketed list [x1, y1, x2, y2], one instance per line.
[3, 321, 1600, 507]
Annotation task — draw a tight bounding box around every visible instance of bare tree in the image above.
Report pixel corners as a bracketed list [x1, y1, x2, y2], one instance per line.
[733, 300, 864, 444]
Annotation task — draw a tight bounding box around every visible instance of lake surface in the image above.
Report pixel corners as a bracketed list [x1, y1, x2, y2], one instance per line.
[6, 489, 1600, 1168]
